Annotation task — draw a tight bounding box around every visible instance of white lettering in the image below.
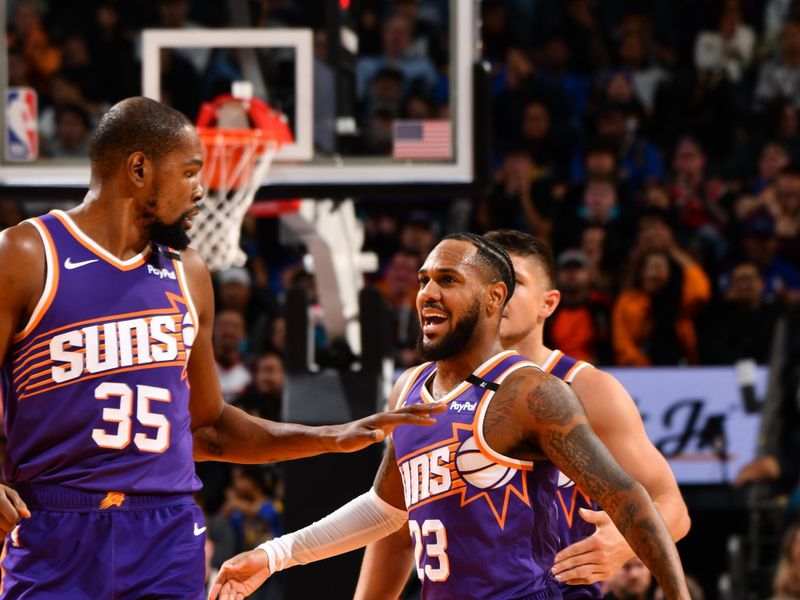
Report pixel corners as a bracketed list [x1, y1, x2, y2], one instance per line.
[409, 454, 430, 504]
[149, 316, 178, 361]
[428, 447, 451, 495]
[117, 319, 152, 367]
[50, 330, 84, 383]
[84, 323, 119, 373]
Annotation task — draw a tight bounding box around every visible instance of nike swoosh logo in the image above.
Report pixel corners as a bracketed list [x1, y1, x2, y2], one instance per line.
[194, 523, 207, 536]
[64, 257, 100, 270]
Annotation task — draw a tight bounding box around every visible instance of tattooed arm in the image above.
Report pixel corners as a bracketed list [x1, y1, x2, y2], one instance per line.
[496, 370, 690, 600]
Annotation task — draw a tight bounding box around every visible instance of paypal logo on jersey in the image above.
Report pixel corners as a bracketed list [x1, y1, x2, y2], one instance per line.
[147, 265, 176, 280]
[450, 400, 477, 413]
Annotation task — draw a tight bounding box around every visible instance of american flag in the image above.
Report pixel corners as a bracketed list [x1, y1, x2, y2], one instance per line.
[392, 120, 452, 159]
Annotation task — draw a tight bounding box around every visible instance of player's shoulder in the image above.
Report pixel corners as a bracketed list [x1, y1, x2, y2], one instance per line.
[0, 220, 44, 268]
[177, 246, 209, 276]
[571, 365, 628, 400]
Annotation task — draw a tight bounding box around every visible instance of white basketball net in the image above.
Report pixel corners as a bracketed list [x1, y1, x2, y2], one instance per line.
[190, 131, 280, 271]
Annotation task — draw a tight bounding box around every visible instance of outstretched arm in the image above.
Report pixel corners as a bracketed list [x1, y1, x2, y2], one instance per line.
[552, 368, 690, 584]
[181, 249, 442, 462]
[209, 441, 409, 600]
[504, 371, 689, 599]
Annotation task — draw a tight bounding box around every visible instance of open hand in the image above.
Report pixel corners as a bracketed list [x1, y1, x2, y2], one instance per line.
[208, 548, 271, 600]
[0, 485, 30, 537]
[551, 509, 633, 585]
[330, 402, 446, 453]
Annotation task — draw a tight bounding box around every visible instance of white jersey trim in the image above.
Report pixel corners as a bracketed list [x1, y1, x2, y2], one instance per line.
[173, 256, 199, 346]
[474, 360, 541, 470]
[419, 350, 518, 404]
[14, 218, 57, 342]
[52, 210, 151, 269]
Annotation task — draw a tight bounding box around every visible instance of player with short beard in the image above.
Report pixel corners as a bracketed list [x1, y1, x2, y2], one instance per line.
[355, 230, 690, 599]
[210, 234, 691, 600]
[0, 97, 442, 598]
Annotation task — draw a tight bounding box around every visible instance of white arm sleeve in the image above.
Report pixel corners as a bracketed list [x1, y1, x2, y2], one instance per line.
[257, 488, 408, 574]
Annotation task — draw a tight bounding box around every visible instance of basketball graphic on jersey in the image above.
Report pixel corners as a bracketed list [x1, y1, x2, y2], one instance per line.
[557, 471, 576, 488]
[181, 312, 196, 348]
[454, 435, 517, 490]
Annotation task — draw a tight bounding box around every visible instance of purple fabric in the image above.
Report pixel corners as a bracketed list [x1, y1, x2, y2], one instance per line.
[392, 354, 562, 600]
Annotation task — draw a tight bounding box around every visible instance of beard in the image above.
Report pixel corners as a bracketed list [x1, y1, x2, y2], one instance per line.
[147, 212, 192, 250]
[417, 298, 481, 361]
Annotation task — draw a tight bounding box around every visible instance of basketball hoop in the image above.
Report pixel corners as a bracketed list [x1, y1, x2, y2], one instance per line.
[191, 87, 298, 271]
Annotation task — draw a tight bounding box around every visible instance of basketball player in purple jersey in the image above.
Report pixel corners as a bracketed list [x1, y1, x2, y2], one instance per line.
[210, 234, 691, 599]
[0, 97, 442, 599]
[353, 230, 690, 599]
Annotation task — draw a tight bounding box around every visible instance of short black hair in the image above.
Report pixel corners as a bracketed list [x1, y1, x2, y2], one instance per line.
[89, 97, 193, 179]
[442, 232, 516, 304]
[483, 229, 556, 289]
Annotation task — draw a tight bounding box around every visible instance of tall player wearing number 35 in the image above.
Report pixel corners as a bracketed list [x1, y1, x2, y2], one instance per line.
[0, 97, 443, 599]
[210, 234, 691, 600]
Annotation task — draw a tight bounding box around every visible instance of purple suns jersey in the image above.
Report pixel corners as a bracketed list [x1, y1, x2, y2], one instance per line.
[541, 350, 601, 600]
[0, 210, 201, 494]
[392, 351, 562, 600]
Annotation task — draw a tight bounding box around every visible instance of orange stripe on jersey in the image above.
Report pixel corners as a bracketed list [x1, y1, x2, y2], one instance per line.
[0, 536, 7, 595]
[563, 360, 587, 382]
[13, 218, 60, 343]
[475, 351, 517, 377]
[543, 350, 563, 373]
[13, 291, 186, 361]
[18, 360, 186, 400]
[51, 211, 149, 271]
[398, 363, 432, 406]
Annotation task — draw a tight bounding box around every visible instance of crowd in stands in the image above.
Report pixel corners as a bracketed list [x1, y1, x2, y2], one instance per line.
[9, 0, 800, 596]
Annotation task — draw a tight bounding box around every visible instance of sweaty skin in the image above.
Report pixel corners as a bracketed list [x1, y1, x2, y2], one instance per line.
[354, 245, 690, 598]
[209, 239, 690, 600]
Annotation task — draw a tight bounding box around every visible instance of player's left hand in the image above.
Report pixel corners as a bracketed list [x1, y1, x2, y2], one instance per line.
[329, 402, 447, 453]
[551, 508, 633, 585]
[208, 548, 270, 600]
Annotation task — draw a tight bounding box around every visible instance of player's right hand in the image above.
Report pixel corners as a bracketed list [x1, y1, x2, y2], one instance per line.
[208, 548, 271, 600]
[0, 485, 30, 536]
[330, 401, 447, 453]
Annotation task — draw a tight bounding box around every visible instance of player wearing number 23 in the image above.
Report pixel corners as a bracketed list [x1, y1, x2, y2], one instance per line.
[0, 97, 442, 599]
[210, 234, 691, 600]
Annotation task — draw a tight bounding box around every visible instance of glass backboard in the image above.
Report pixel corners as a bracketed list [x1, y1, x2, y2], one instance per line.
[0, 0, 481, 200]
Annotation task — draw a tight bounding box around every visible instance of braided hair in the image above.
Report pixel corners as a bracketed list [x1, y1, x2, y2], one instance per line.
[442, 232, 516, 304]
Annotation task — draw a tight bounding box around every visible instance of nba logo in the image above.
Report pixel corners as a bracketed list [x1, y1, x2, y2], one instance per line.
[5, 87, 38, 161]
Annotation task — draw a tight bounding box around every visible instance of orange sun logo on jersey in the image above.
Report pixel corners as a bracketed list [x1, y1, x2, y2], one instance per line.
[397, 423, 531, 529]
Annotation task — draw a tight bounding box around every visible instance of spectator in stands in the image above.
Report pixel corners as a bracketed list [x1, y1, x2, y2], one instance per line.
[535, 34, 590, 125]
[234, 351, 284, 423]
[616, 30, 667, 115]
[554, 173, 636, 268]
[398, 212, 438, 260]
[579, 223, 615, 293]
[213, 309, 252, 403]
[221, 465, 283, 553]
[698, 261, 780, 364]
[361, 67, 404, 155]
[755, 21, 800, 112]
[520, 99, 571, 181]
[603, 557, 655, 599]
[654, 575, 706, 599]
[545, 249, 611, 364]
[356, 14, 438, 102]
[473, 145, 554, 240]
[480, 0, 517, 67]
[215, 266, 274, 354]
[768, 163, 800, 266]
[561, 0, 612, 74]
[376, 248, 421, 369]
[8, 0, 61, 89]
[694, 1, 755, 85]
[736, 213, 800, 302]
[668, 135, 731, 264]
[770, 522, 800, 599]
[612, 244, 711, 366]
[575, 103, 664, 194]
[43, 103, 92, 158]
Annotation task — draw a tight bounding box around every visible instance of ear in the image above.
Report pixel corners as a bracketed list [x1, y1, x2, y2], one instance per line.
[485, 281, 507, 317]
[126, 152, 148, 188]
[540, 289, 561, 319]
